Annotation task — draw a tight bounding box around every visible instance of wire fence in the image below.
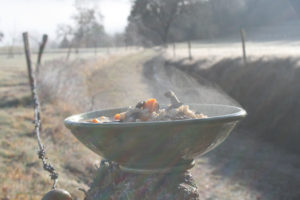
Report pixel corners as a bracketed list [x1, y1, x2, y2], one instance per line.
[0, 46, 140, 56]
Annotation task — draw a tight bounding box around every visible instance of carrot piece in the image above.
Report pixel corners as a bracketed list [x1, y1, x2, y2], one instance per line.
[114, 113, 121, 121]
[92, 118, 101, 123]
[144, 98, 158, 113]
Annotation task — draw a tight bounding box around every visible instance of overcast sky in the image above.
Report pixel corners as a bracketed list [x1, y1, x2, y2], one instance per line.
[0, 0, 131, 45]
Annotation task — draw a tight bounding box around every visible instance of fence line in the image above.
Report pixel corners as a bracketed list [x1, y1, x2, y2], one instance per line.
[22, 32, 58, 190]
[0, 46, 138, 56]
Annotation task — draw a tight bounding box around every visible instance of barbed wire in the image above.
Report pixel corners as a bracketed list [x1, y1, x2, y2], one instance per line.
[22, 32, 58, 189]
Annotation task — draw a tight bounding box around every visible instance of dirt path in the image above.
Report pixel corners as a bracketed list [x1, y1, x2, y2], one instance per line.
[89, 50, 156, 110]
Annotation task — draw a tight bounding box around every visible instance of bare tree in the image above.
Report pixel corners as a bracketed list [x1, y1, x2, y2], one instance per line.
[72, 6, 108, 48]
[56, 5, 109, 50]
[56, 24, 74, 59]
[128, 0, 191, 46]
[127, 0, 296, 44]
[57, 24, 73, 47]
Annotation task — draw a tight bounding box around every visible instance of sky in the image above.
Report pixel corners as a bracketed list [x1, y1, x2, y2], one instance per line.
[0, 0, 131, 45]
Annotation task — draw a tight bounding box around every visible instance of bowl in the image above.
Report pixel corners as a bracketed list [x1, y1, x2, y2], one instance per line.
[64, 104, 246, 173]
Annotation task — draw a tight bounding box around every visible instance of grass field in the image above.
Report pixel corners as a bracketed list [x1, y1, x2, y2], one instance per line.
[0, 48, 134, 199]
[0, 47, 156, 199]
[0, 51, 96, 199]
[1, 43, 300, 199]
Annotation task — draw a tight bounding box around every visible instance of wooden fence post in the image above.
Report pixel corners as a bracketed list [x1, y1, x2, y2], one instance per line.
[22, 31, 60, 190]
[173, 43, 176, 58]
[23, 32, 73, 199]
[94, 40, 98, 56]
[66, 44, 73, 61]
[188, 40, 192, 61]
[22, 32, 34, 97]
[240, 28, 247, 65]
[36, 34, 48, 74]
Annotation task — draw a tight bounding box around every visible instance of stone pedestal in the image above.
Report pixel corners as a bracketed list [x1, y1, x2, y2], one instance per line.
[85, 160, 200, 200]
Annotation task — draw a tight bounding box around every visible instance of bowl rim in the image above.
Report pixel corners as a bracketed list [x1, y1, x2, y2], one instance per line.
[64, 104, 247, 128]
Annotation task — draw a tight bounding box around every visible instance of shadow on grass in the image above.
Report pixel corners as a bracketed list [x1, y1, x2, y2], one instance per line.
[0, 95, 32, 108]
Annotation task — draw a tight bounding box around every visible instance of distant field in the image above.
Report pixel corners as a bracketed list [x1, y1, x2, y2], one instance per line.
[0, 47, 139, 69]
[166, 40, 300, 59]
[166, 21, 300, 59]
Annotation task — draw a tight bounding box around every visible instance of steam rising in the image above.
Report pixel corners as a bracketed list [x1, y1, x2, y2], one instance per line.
[38, 52, 239, 114]
[143, 56, 239, 107]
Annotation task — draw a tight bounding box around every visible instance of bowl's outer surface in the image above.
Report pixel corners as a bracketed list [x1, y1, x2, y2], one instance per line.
[64, 104, 246, 169]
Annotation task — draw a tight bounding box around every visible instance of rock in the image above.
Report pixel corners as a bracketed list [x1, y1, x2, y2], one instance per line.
[85, 160, 200, 200]
[41, 189, 72, 200]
